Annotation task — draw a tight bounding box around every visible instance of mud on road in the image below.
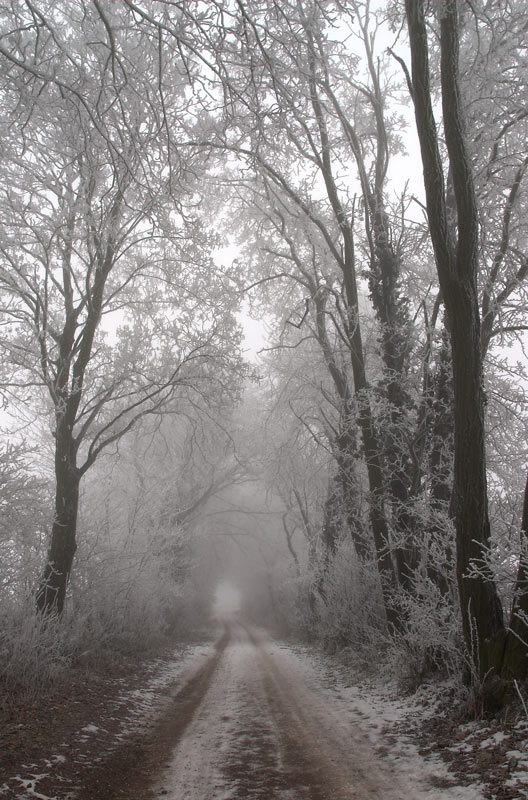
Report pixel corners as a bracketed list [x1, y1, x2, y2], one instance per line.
[72, 622, 473, 800]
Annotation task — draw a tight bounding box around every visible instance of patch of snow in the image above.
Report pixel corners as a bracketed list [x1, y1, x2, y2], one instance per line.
[153, 628, 485, 800]
[116, 642, 215, 735]
[42, 755, 67, 768]
[273, 642, 485, 800]
[505, 747, 528, 794]
[80, 724, 99, 734]
[479, 731, 509, 748]
[448, 741, 474, 753]
[12, 774, 53, 800]
[2, 640, 216, 800]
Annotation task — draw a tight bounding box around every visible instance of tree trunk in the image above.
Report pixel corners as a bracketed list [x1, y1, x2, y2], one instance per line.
[369, 203, 417, 589]
[312, 290, 396, 614]
[355, 393, 401, 631]
[320, 482, 341, 558]
[334, 415, 371, 561]
[501, 470, 528, 680]
[305, 67, 400, 630]
[429, 329, 454, 513]
[405, 0, 505, 679]
[447, 278, 505, 675]
[427, 329, 455, 596]
[340, 241, 401, 632]
[36, 426, 80, 615]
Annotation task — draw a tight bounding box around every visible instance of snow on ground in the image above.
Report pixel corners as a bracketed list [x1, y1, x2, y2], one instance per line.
[265, 639, 486, 800]
[3, 627, 528, 799]
[114, 641, 214, 733]
[153, 626, 486, 799]
[290, 642, 528, 800]
[504, 727, 528, 799]
[0, 640, 216, 800]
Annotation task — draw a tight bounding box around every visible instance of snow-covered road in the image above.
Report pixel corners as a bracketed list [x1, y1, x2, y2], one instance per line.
[150, 623, 483, 800]
[2, 622, 493, 799]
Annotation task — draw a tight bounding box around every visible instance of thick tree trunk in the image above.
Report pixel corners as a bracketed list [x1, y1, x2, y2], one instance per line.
[338, 240, 401, 632]
[427, 329, 455, 595]
[369, 204, 417, 589]
[374, 306, 418, 591]
[36, 427, 80, 615]
[405, 0, 506, 678]
[334, 416, 371, 561]
[447, 279, 505, 675]
[320, 482, 341, 557]
[355, 394, 401, 632]
[312, 290, 397, 621]
[429, 329, 454, 513]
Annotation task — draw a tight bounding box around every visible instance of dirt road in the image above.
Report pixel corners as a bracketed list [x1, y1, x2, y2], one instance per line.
[79, 622, 480, 800]
[151, 622, 409, 800]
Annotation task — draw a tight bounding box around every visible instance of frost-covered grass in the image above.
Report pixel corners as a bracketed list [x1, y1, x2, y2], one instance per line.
[0, 574, 207, 703]
[0, 600, 71, 700]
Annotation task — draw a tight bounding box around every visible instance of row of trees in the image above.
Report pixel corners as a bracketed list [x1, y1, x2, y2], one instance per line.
[198, 0, 527, 685]
[1, 0, 528, 693]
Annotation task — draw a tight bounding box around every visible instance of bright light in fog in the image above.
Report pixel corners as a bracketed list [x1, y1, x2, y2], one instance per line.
[213, 581, 241, 618]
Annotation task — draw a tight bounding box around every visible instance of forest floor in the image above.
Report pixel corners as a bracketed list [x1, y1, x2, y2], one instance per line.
[1, 622, 527, 800]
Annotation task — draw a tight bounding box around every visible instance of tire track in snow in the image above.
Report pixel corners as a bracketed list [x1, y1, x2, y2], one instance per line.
[153, 621, 295, 799]
[249, 627, 403, 799]
[153, 623, 415, 800]
[76, 623, 483, 800]
[79, 628, 230, 799]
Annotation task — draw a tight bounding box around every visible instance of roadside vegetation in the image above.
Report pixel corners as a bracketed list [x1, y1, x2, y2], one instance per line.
[1, 0, 528, 726]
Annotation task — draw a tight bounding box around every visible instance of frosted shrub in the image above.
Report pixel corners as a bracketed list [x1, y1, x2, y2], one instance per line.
[68, 548, 191, 663]
[270, 572, 306, 637]
[310, 541, 388, 664]
[0, 551, 195, 701]
[0, 596, 71, 701]
[392, 572, 463, 689]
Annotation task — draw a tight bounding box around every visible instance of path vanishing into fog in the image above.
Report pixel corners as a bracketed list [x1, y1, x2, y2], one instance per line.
[81, 622, 481, 800]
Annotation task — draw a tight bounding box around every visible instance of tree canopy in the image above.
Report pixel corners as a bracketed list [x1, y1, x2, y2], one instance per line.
[1, 0, 528, 696]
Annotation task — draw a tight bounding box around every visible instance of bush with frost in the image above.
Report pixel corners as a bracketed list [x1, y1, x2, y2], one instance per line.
[391, 575, 463, 690]
[305, 541, 388, 664]
[0, 596, 72, 702]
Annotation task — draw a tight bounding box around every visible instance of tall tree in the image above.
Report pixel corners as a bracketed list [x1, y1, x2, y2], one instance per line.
[0, 1, 242, 613]
[404, 0, 507, 678]
[199, 0, 458, 627]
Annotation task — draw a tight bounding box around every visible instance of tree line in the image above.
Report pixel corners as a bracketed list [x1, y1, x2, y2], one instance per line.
[0, 0, 527, 698]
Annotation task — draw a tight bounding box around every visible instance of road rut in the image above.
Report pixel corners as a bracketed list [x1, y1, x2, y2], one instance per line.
[79, 623, 475, 800]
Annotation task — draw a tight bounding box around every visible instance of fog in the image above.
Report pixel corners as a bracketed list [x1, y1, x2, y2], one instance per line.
[192, 479, 303, 633]
[212, 581, 242, 619]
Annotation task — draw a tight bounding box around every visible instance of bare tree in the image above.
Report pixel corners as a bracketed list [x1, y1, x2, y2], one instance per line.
[0, 1, 242, 613]
[404, 0, 510, 680]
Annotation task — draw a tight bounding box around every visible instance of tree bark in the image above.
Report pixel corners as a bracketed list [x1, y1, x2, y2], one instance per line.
[312, 292, 387, 568]
[334, 421, 371, 562]
[501, 470, 528, 679]
[339, 257, 401, 629]
[426, 328, 455, 595]
[405, 0, 505, 678]
[36, 423, 80, 614]
[369, 204, 417, 590]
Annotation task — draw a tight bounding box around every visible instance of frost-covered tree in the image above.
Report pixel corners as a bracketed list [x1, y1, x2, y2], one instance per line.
[0, 1, 243, 613]
[404, 0, 528, 682]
